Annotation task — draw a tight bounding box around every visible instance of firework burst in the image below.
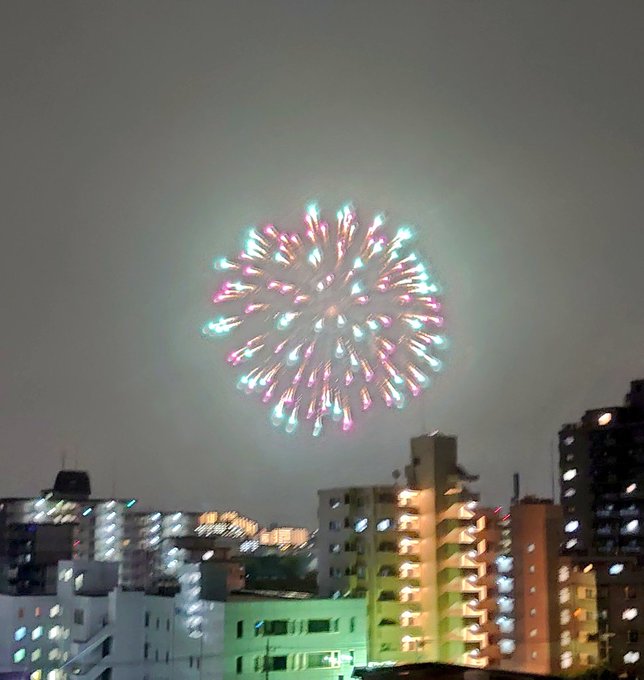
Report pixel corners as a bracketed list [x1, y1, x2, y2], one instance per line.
[203, 205, 446, 436]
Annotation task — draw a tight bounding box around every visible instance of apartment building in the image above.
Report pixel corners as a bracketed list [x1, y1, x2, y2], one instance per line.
[318, 433, 495, 667]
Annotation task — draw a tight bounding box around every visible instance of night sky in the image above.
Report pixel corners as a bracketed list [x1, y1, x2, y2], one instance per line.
[2, 2, 644, 526]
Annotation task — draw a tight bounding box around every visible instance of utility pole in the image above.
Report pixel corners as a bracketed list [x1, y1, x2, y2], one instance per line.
[264, 637, 270, 680]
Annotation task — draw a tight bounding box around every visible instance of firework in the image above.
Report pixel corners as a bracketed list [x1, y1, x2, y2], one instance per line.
[203, 205, 446, 436]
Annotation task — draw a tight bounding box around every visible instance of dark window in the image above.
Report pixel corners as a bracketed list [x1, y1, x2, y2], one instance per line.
[236, 620, 243, 638]
[166, 619, 170, 631]
[350, 617, 355, 633]
[74, 608, 84, 625]
[307, 619, 331, 633]
[101, 638, 111, 658]
[144, 612, 150, 627]
[144, 643, 149, 660]
[256, 619, 288, 636]
[189, 657, 193, 668]
[625, 586, 637, 599]
[156, 617, 160, 630]
[18, 608, 24, 619]
[628, 630, 639, 643]
[268, 656, 287, 671]
[236, 657, 243, 674]
[155, 650, 159, 662]
[196, 657, 200, 670]
[165, 651, 169, 664]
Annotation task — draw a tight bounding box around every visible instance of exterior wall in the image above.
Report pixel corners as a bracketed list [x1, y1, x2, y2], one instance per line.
[510, 499, 562, 675]
[223, 597, 367, 679]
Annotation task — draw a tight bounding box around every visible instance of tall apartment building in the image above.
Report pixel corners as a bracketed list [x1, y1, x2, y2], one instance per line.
[509, 497, 598, 675]
[560, 379, 644, 675]
[318, 433, 497, 667]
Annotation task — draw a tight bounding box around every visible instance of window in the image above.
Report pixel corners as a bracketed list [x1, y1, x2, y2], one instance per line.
[31, 649, 41, 662]
[354, 518, 368, 533]
[598, 412, 612, 426]
[625, 586, 637, 599]
[563, 469, 577, 481]
[34, 607, 41, 617]
[329, 567, 342, 578]
[236, 620, 243, 638]
[236, 656, 243, 674]
[328, 521, 341, 531]
[155, 650, 159, 662]
[560, 609, 570, 625]
[330, 543, 341, 553]
[527, 543, 535, 553]
[529, 629, 537, 637]
[565, 520, 579, 533]
[74, 574, 84, 591]
[13, 649, 26, 664]
[559, 566, 570, 582]
[18, 608, 24, 619]
[144, 643, 149, 660]
[530, 608, 536, 617]
[350, 617, 355, 633]
[561, 631, 571, 646]
[561, 651, 573, 669]
[49, 605, 60, 618]
[531, 651, 538, 659]
[307, 619, 331, 633]
[144, 612, 150, 627]
[623, 608, 638, 621]
[156, 618, 160, 630]
[628, 630, 639, 643]
[560, 588, 570, 604]
[256, 620, 288, 636]
[73, 609, 84, 625]
[565, 539, 578, 549]
[166, 619, 170, 631]
[376, 519, 392, 532]
[165, 651, 169, 664]
[307, 652, 340, 668]
[529, 565, 535, 573]
[609, 563, 624, 575]
[564, 488, 575, 497]
[529, 586, 536, 594]
[14, 627, 26, 641]
[30, 671, 41, 680]
[32, 626, 43, 640]
[329, 498, 341, 509]
[267, 656, 287, 671]
[624, 651, 640, 664]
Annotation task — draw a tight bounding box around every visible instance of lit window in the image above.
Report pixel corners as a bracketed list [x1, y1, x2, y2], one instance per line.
[49, 605, 60, 618]
[559, 566, 570, 582]
[560, 588, 570, 604]
[583, 563, 593, 573]
[13, 649, 26, 664]
[31, 649, 41, 662]
[624, 652, 640, 664]
[527, 544, 535, 553]
[565, 520, 579, 533]
[529, 565, 535, 573]
[623, 608, 638, 621]
[531, 652, 538, 659]
[354, 518, 368, 533]
[561, 609, 570, 625]
[34, 607, 41, 617]
[47, 672, 57, 680]
[561, 630, 571, 646]
[32, 626, 43, 640]
[561, 651, 573, 669]
[529, 629, 537, 637]
[563, 469, 577, 482]
[499, 639, 515, 654]
[14, 627, 27, 641]
[74, 574, 84, 591]
[529, 586, 536, 594]
[329, 543, 341, 553]
[609, 563, 624, 575]
[565, 539, 578, 549]
[48, 650, 60, 661]
[597, 412, 612, 426]
[376, 519, 392, 532]
[564, 488, 576, 498]
[48, 626, 60, 640]
[563, 436, 574, 446]
[530, 608, 536, 616]
[30, 671, 42, 680]
[626, 483, 637, 494]
[624, 520, 639, 534]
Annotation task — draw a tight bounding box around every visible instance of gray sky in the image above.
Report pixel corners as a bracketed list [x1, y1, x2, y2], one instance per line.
[2, 1, 644, 526]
